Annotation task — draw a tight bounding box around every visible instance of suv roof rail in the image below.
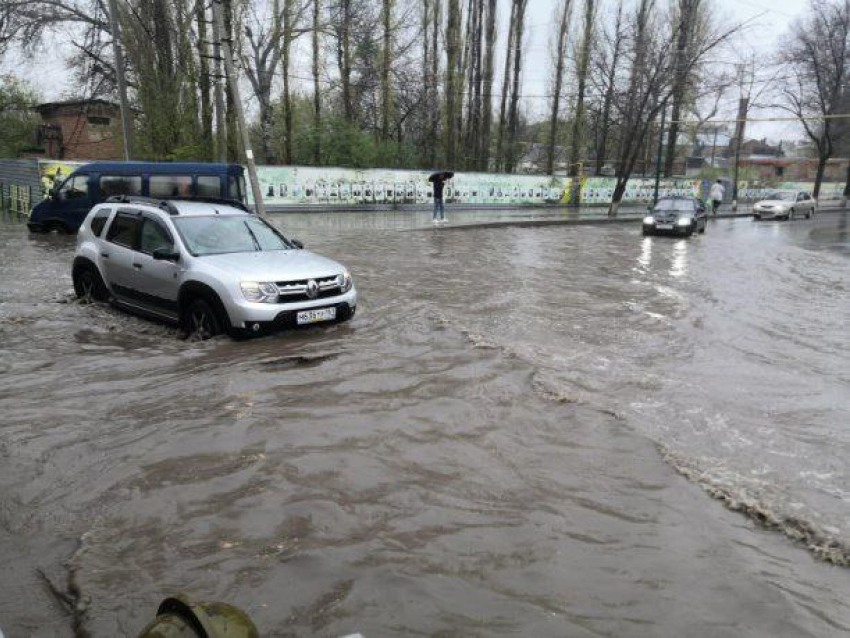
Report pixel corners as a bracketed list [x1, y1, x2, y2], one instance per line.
[166, 196, 253, 213]
[105, 195, 179, 215]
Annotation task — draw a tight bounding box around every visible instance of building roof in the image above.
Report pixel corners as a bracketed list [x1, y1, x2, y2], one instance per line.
[35, 98, 119, 113]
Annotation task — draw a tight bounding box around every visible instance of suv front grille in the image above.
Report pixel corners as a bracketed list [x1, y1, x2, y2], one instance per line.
[275, 275, 342, 303]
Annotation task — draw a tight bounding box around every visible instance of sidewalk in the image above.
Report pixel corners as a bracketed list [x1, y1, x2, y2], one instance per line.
[407, 202, 848, 232]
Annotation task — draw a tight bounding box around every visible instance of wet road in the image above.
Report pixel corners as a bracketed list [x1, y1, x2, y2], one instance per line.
[1, 211, 849, 636]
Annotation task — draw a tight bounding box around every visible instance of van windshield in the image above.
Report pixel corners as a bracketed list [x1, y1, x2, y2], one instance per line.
[173, 215, 292, 256]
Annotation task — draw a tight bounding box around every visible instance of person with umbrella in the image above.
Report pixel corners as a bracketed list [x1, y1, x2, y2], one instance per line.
[428, 171, 454, 223]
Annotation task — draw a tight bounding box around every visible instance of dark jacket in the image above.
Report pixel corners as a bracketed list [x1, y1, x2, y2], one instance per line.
[428, 171, 452, 201]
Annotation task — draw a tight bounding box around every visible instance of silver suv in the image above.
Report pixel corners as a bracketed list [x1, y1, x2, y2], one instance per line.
[72, 197, 357, 338]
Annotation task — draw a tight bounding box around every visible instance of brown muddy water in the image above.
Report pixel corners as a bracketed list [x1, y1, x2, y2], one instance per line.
[1, 210, 849, 637]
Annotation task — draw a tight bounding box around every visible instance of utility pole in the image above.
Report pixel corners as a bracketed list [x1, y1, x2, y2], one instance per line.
[731, 96, 748, 211]
[653, 102, 667, 205]
[107, 0, 133, 160]
[211, 0, 267, 217]
[211, 7, 227, 162]
[709, 126, 718, 168]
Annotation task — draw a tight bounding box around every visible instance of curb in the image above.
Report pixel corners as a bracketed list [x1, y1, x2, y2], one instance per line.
[409, 206, 847, 232]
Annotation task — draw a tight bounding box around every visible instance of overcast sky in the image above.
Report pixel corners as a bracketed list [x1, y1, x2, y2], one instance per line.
[2, 0, 810, 143]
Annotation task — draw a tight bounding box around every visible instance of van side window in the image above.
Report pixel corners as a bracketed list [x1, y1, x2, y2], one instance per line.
[100, 176, 142, 198]
[197, 176, 221, 197]
[228, 175, 246, 201]
[60, 175, 89, 200]
[106, 212, 140, 248]
[150, 175, 192, 198]
[89, 209, 112, 236]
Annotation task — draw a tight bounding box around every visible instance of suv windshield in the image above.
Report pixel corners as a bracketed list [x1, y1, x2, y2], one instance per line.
[653, 199, 694, 212]
[766, 191, 795, 201]
[174, 215, 291, 256]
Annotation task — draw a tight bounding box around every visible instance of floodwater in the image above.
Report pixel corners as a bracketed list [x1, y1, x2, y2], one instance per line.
[1, 210, 849, 636]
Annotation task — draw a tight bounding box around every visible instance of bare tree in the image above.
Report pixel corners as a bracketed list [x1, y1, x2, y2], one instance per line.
[243, 1, 286, 163]
[592, 0, 625, 175]
[312, 0, 321, 162]
[546, 0, 573, 175]
[568, 0, 596, 177]
[428, 0, 441, 166]
[607, 0, 739, 215]
[479, 0, 497, 170]
[663, 0, 704, 176]
[495, 0, 517, 171]
[444, 0, 462, 167]
[379, 0, 394, 140]
[780, 0, 850, 199]
[504, 0, 528, 173]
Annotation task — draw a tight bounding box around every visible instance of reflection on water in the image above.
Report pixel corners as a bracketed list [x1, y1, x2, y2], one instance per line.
[637, 236, 653, 270]
[670, 239, 689, 277]
[0, 214, 849, 636]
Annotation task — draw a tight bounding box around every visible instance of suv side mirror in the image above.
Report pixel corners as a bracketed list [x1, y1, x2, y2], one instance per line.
[152, 247, 180, 261]
[291, 239, 304, 249]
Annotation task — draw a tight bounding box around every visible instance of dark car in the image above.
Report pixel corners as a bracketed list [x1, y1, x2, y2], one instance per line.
[642, 197, 707, 237]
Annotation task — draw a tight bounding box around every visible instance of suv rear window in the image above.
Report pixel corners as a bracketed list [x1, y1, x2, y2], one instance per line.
[106, 212, 140, 248]
[89, 209, 111, 236]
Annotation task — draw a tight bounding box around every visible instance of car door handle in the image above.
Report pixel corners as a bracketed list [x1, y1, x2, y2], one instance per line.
[101, 252, 109, 258]
[132, 263, 143, 270]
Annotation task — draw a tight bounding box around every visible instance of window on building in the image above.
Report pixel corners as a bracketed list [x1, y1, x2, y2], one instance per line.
[87, 116, 111, 127]
[150, 175, 192, 198]
[776, 166, 785, 177]
[100, 175, 142, 198]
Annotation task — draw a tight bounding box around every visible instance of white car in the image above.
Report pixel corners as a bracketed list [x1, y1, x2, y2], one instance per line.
[753, 190, 816, 221]
[72, 196, 357, 339]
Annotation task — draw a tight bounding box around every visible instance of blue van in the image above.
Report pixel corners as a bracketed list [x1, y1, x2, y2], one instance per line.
[28, 161, 247, 233]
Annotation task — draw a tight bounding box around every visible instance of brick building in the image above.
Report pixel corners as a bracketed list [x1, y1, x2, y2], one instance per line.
[739, 157, 848, 181]
[33, 99, 125, 160]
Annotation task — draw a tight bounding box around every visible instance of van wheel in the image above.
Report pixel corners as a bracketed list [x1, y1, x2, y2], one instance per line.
[73, 264, 109, 303]
[45, 221, 71, 234]
[182, 297, 222, 340]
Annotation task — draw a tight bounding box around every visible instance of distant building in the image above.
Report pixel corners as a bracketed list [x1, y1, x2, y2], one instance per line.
[738, 157, 847, 181]
[517, 143, 569, 174]
[32, 99, 125, 161]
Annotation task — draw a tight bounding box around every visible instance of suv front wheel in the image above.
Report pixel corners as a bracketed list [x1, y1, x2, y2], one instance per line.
[73, 263, 109, 303]
[182, 297, 223, 340]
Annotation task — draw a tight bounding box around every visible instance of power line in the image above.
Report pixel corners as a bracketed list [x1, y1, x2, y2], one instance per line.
[674, 113, 850, 125]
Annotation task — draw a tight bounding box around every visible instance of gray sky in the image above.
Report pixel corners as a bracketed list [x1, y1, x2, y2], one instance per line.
[3, 0, 809, 143]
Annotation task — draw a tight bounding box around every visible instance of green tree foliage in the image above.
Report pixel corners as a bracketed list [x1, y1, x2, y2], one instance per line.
[0, 75, 40, 157]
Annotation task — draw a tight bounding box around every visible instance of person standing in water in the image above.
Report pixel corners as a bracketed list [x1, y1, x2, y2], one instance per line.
[710, 179, 725, 215]
[428, 171, 453, 223]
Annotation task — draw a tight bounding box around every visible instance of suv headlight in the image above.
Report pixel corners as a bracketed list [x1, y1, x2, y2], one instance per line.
[677, 216, 693, 226]
[241, 281, 278, 303]
[340, 270, 353, 293]
[643, 216, 656, 225]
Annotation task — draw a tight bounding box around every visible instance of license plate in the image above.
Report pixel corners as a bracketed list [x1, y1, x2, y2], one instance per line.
[296, 307, 337, 324]
[656, 224, 674, 230]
